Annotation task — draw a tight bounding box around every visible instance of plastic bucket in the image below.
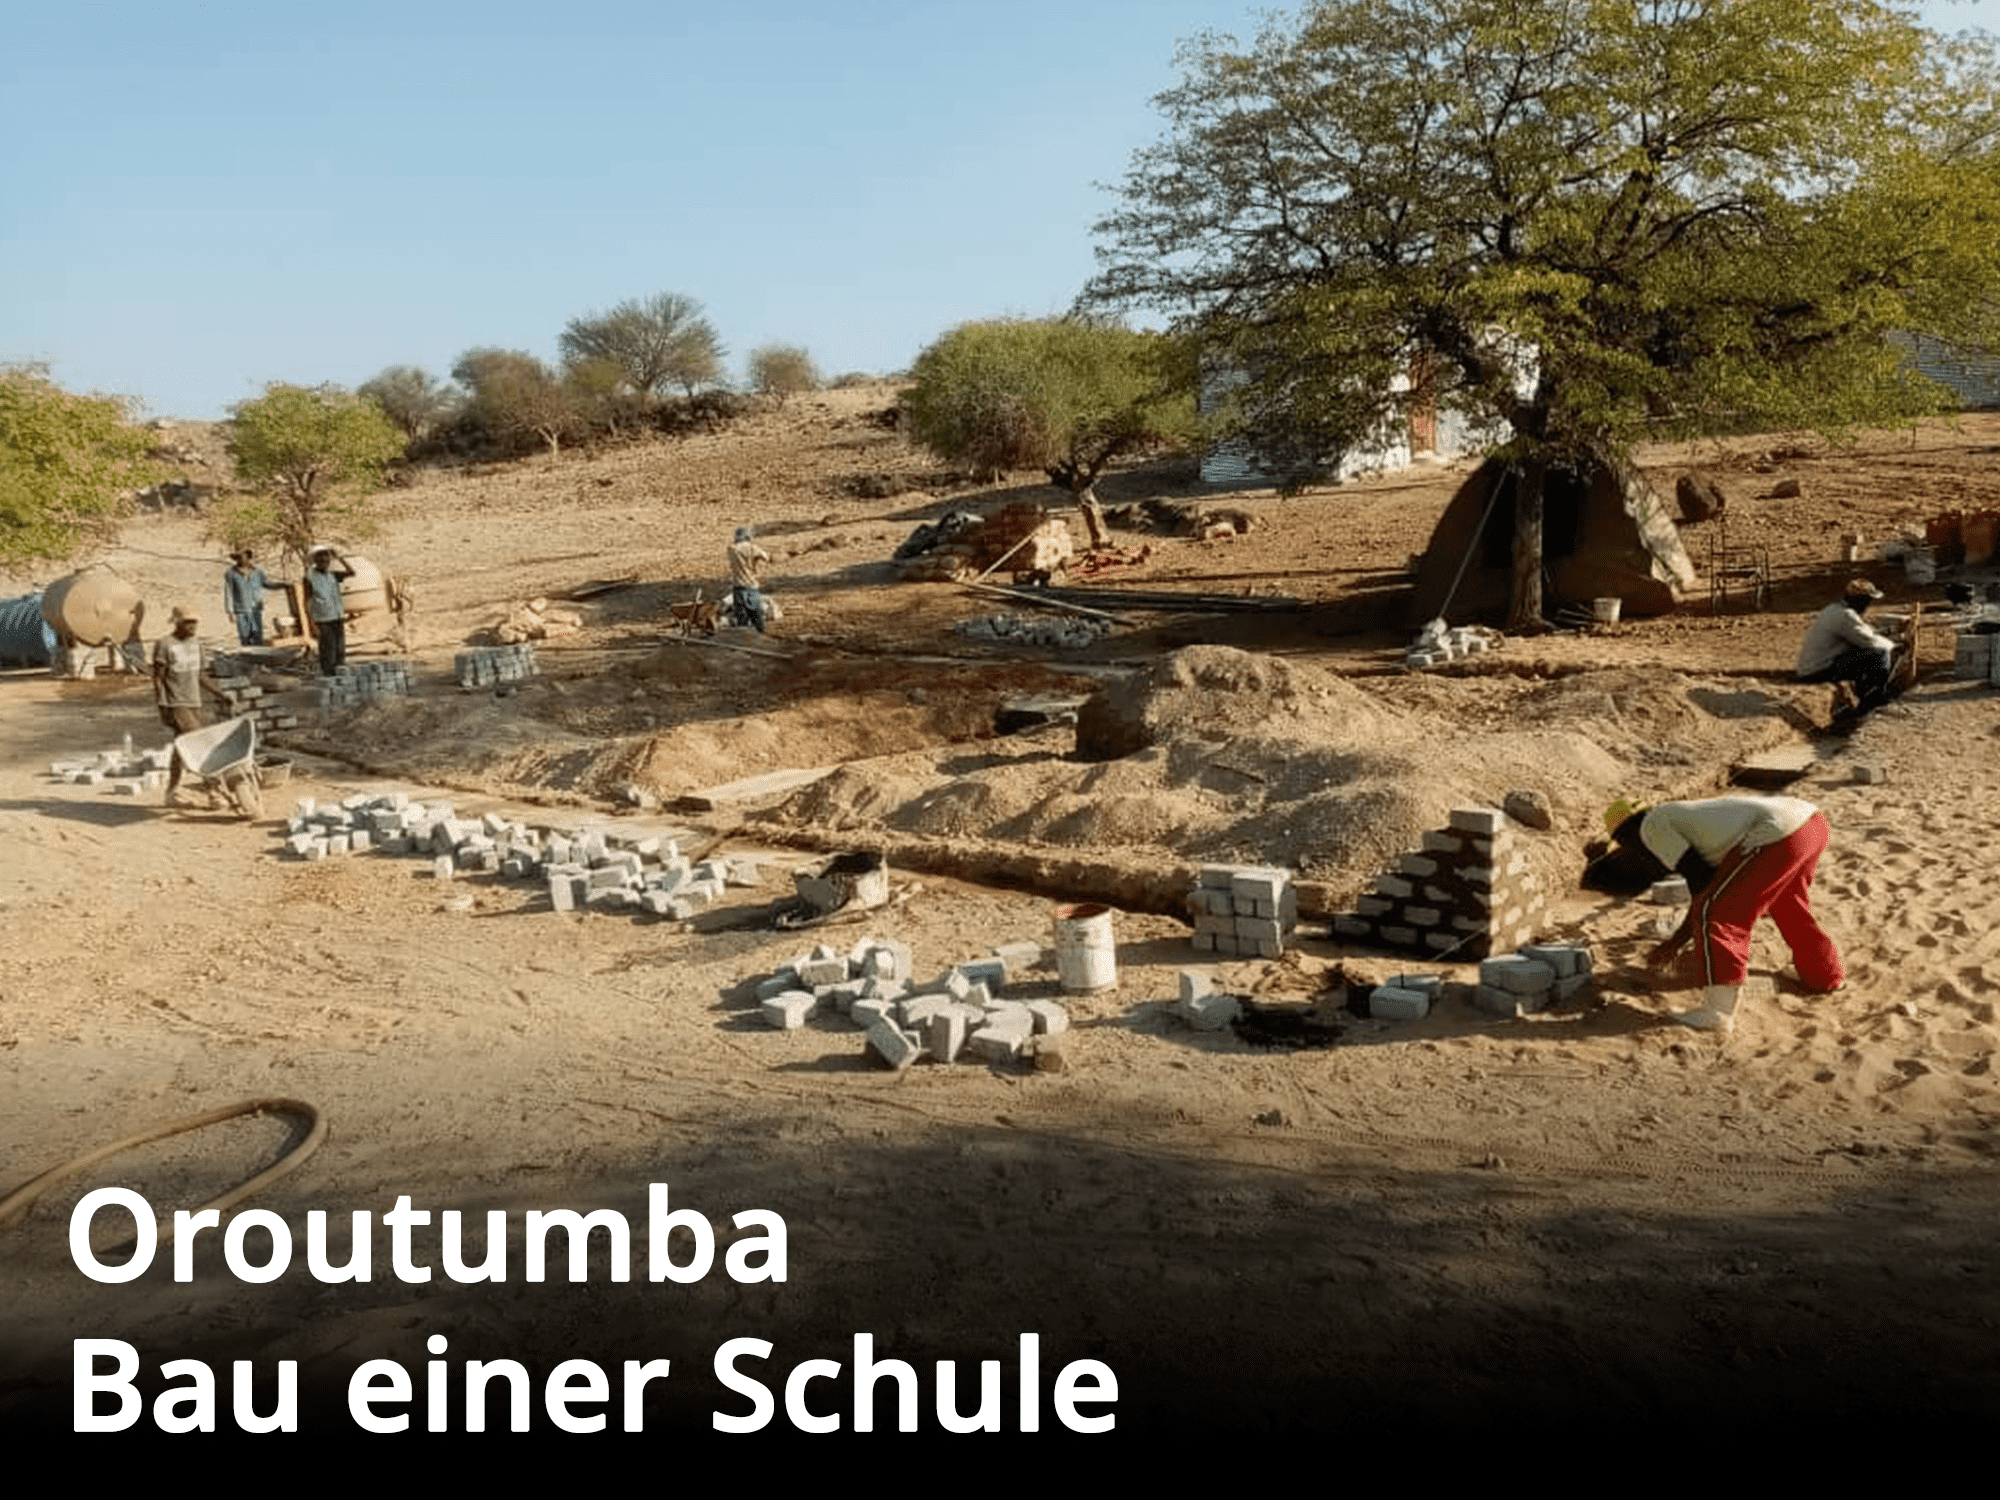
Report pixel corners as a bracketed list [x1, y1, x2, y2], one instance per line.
[1052, 902, 1117, 992]
[1591, 597, 1622, 625]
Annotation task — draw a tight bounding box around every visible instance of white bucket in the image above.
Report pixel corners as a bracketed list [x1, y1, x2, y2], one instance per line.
[1052, 902, 1118, 992]
[1591, 596, 1622, 625]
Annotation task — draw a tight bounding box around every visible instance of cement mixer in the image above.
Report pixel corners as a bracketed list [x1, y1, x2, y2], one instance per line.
[41, 564, 147, 677]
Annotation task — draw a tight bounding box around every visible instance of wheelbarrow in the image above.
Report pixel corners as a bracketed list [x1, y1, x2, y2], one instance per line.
[172, 715, 264, 820]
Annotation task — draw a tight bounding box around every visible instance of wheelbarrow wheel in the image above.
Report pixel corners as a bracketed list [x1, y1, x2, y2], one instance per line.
[223, 768, 264, 821]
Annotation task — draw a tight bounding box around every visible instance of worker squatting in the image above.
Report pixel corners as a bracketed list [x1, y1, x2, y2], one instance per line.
[66, 1184, 1118, 1434]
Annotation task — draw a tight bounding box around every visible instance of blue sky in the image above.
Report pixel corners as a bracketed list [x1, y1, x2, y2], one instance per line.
[2, 0, 1986, 419]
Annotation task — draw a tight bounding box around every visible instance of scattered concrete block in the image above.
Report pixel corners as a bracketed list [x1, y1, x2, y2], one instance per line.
[760, 992, 817, 1030]
[1024, 1000, 1069, 1035]
[1480, 955, 1555, 994]
[1184, 992, 1242, 1031]
[1370, 986, 1432, 1021]
[867, 1021, 923, 1071]
[927, 1009, 969, 1063]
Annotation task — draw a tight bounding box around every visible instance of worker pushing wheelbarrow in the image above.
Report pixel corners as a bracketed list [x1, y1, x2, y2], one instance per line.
[171, 715, 264, 820]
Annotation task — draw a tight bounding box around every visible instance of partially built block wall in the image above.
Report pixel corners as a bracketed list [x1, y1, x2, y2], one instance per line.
[1329, 807, 1546, 961]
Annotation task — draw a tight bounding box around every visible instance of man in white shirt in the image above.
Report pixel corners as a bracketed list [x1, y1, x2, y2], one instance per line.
[1611, 795, 1844, 1035]
[1795, 578, 1901, 714]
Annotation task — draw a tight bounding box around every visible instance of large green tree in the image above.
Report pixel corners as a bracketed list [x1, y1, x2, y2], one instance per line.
[558, 292, 725, 402]
[903, 318, 1198, 544]
[1088, 0, 2000, 626]
[0, 363, 156, 566]
[226, 383, 404, 567]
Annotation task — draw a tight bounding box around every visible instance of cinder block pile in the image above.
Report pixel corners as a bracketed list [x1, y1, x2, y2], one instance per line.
[455, 642, 538, 690]
[47, 742, 170, 795]
[748, 939, 1059, 1070]
[210, 671, 305, 736]
[1472, 944, 1594, 1017]
[1329, 806, 1546, 961]
[1187, 864, 1297, 957]
[954, 613, 1110, 651]
[314, 660, 414, 711]
[277, 792, 755, 918]
[1405, 618, 1502, 670]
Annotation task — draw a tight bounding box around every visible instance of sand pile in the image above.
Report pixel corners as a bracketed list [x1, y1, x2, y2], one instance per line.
[767, 646, 1815, 907]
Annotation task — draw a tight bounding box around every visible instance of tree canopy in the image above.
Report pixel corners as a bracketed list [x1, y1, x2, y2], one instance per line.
[903, 318, 1198, 501]
[1088, 0, 2000, 624]
[226, 383, 403, 566]
[558, 292, 725, 401]
[450, 348, 578, 457]
[358, 365, 455, 443]
[0, 363, 156, 567]
[748, 344, 821, 401]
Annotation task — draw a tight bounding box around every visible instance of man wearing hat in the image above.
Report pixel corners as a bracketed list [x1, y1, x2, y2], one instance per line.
[305, 546, 355, 676]
[152, 603, 213, 807]
[1796, 577, 1904, 715]
[223, 548, 274, 646]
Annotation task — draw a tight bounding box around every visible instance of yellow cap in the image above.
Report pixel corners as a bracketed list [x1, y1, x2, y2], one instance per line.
[1604, 797, 1646, 835]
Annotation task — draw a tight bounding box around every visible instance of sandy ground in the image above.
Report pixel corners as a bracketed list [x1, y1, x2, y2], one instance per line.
[4, 393, 2000, 1445]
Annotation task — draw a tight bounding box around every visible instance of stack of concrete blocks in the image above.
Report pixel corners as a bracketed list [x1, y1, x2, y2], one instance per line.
[1176, 969, 1243, 1031]
[753, 940, 1059, 1071]
[207, 673, 304, 738]
[455, 642, 538, 690]
[48, 743, 171, 796]
[1369, 973, 1445, 1021]
[1473, 945, 1594, 1018]
[315, 660, 414, 711]
[897, 503, 1070, 583]
[1187, 864, 1298, 957]
[1329, 807, 1546, 961]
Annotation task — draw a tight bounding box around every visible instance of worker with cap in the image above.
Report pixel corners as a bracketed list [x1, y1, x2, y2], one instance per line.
[1605, 794, 1844, 1035]
[1796, 577, 1904, 716]
[725, 525, 772, 633]
[223, 548, 275, 646]
[152, 603, 214, 807]
[305, 546, 355, 676]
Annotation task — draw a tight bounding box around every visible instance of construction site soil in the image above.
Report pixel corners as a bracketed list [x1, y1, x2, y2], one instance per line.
[4, 386, 1999, 1443]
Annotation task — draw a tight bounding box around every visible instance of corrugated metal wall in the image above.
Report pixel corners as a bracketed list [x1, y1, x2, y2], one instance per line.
[1892, 331, 2000, 410]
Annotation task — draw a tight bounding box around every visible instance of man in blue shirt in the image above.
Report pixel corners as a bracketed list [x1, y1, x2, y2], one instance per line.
[223, 549, 273, 646]
[305, 547, 354, 676]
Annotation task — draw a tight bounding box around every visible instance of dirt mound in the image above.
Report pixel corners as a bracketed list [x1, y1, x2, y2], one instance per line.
[1074, 645, 1393, 760]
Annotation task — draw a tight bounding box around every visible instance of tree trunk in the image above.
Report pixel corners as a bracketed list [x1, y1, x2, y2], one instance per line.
[1076, 485, 1110, 549]
[1505, 457, 1547, 632]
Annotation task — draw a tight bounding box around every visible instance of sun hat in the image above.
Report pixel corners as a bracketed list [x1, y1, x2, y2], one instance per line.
[1845, 577, 1883, 599]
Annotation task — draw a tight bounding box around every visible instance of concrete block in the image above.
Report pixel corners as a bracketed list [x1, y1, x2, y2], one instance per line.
[1025, 1000, 1069, 1035]
[1421, 830, 1464, 854]
[1474, 984, 1528, 1018]
[1183, 992, 1242, 1032]
[953, 958, 1007, 993]
[1233, 916, 1284, 947]
[1521, 944, 1586, 979]
[1479, 955, 1555, 995]
[1389, 973, 1445, 996]
[760, 992, 817, 1030]
[1450, 807, 1505, 835]
[1196, 865, 1238, 889]
[968, 1022, 1030, 1064]
[548, 872, 584, 911]
[1423, 933, 1461, 952]
[852, 998, 896, 1030]
[1379, 925, 1419, 947]
[1178, 969, 1214, 1004]
[1229, 867, 1290, 904]
[1356, 895, 1395, 917]
[1370, 986, 1431, 1021]
[867, 1021, 923, 1071]
[1397, 853, 1439, 877]
[1331, 916, 1374, 940]
[927, 1008, 969, 1063]
[1373, 874, 1415, 899]
[1404, 906, 1442, 927]
[796, 956, 849, 988]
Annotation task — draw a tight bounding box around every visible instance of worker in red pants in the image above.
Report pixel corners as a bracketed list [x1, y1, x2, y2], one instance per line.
[1608, 795, 1843, 1034]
